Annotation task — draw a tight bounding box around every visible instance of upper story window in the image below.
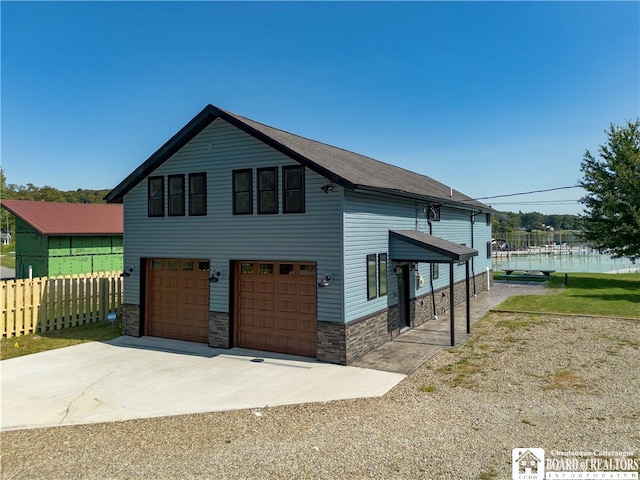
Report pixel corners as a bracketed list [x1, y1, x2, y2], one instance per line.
[283, 165, 305, 214]
[168, 174, 185, 216]
[148, 176, 164, 217]
[189, 173, 207, 216]
[258, 167, 278, 214]
[486, 213, 492, 226]
[233, 169, 253, 215]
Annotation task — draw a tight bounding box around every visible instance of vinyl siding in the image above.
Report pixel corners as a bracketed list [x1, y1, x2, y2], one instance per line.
[343, 191, 414, 322]
[343, 191, 490, 323]
[122, 118, 344, 323]
[121, 117, 492, 327]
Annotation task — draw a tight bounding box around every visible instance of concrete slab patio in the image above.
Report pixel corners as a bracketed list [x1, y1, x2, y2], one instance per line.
[0, 282, 548, 432]
[351, 282, 549, 374]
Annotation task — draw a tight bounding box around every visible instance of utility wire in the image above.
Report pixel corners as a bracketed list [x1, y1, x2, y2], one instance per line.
[490, 199, 579, 205]
[473, 185, 579, 201]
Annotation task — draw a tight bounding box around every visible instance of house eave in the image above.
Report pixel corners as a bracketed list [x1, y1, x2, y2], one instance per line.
[105, 106, 220, 203]
[105, 104, 496, 212]
[105, 104, 356, 204]
[353, 186, 494, 213]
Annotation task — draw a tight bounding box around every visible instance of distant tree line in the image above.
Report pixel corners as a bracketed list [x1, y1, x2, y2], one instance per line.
[493, 210, 580, 233]
[0, 169, 111, 238]
[0, 169, 582, 239]
[1, 170, 110, 203]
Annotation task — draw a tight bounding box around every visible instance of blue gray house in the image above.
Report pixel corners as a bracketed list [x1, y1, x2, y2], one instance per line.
[106, 104, 494, 365]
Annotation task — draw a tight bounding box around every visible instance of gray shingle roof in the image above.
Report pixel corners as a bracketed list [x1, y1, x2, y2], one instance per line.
[106, 104, 492, 212]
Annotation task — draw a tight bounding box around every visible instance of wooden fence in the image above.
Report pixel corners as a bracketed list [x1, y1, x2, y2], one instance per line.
[1, 271, 123, 338]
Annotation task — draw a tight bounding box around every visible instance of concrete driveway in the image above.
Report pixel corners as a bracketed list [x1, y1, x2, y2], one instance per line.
[1, 336, 405, 432]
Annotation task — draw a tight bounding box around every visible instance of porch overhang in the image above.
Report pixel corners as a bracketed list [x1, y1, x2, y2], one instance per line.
[389, 230, 478, 263]
[389, 230, 478, 347]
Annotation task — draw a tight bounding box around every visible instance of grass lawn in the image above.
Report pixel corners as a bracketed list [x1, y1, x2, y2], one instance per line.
[496, 272, 640, 319]
[1, 320, 122, 360]
[0, 243, 16, 269]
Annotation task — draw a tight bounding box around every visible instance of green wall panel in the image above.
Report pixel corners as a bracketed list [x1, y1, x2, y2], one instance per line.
[16, 256, 48, 278]
[92, 254, 123, 272]
[70, 236, 117, 254]
[111, 236, 123, 253]
[48, 237, 72, 256]
[49, 255, 92, 276]
[15, 219, 47, 256]
[12, 219, 124, 277]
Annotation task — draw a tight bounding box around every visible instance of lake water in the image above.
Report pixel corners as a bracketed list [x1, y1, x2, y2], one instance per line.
[492, 252, 639, 274]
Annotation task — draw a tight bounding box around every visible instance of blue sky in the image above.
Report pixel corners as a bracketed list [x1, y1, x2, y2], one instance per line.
[2, 1, 638, 215]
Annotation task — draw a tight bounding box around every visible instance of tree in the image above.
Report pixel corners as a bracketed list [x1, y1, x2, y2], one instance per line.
[0, 170, 111, 238]
[578, 120, 640, 261]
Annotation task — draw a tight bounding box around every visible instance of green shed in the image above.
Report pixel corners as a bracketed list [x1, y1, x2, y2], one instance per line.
[1, 200, 123, 279]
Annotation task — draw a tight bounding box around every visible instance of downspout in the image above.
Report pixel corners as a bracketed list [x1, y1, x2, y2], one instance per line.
[428, 219, 437, 319]
[470, 212, 477, 297]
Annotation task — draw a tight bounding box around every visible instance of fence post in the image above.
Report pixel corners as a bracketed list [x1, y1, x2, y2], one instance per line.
[63, 276, 71, 329]
[79, 275, 87, 324]
[55, 277, 63, 330]
[100, 277, 107, 322]
[6, 280, 16, 337]
[16, 278, 26, 337]
[117, 272, 122, 315]
[31, 277, 41, 335]
[70, 274, 78, 327]
[38, 276, 47, 333]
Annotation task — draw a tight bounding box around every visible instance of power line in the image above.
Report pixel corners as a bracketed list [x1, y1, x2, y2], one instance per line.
[473, 185, 580, 201]
[490, 199, 580, 206]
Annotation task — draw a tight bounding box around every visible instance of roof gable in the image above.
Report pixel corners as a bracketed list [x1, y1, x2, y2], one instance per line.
[106, 104, 492, 212]
[1, 200, 123, 236]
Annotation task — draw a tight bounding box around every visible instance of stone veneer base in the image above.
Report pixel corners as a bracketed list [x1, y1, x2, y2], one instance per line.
[122, 271, 492, 366]
[209, 312, 230, 348]
[316, 270, 493, 365]
[121, 304, 141, 337]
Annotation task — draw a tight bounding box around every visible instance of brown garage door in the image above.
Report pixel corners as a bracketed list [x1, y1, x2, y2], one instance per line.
[235, 261, 317, 357]
[146, 259, 210, 343]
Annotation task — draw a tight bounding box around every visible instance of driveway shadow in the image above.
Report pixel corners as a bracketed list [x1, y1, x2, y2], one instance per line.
[106, 335, 320, 366]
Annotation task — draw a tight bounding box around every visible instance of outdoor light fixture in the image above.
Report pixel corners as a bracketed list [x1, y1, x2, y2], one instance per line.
[120, 267, 133, 278]
[318, 274, 332, 288]
[321, 184, 334, 194]
[209, 270, 222, 283]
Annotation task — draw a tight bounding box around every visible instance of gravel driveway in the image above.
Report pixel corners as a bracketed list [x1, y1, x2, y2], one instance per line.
[2, 312, 638, 479]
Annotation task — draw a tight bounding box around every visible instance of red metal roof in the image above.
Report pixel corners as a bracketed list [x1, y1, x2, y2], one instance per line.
[0, 200, 123, 236]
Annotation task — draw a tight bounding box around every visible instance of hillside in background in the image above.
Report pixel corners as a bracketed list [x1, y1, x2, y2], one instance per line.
[493, 210, 581, 233]
[0, 170, 112, 236]
[0, 170, 581, 237]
